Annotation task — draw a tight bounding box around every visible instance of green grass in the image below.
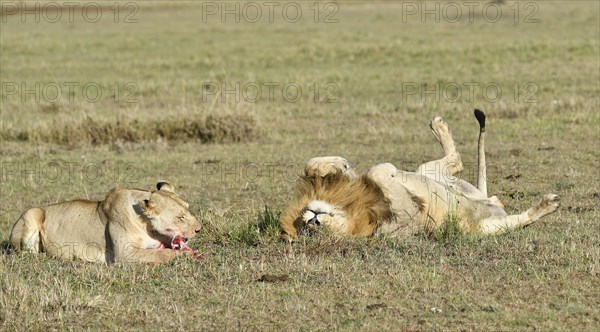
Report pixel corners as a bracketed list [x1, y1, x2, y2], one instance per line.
[1, 1, 599, 330]
[223, 206, 282, 245]
[434, 212, 464, 244]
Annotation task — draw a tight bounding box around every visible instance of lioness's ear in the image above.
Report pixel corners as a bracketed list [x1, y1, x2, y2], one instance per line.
[157, 181, 175, 193]
[138, 198, 158, 219]
[138, 198, 155, 216]
[142, 199, 155, 209]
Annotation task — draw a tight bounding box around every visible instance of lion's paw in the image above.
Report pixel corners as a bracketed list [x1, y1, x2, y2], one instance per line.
[529, 193, 560, 220]
[542, 193, 560, 212]
[430, 116, 452, 144]
[305, 157, 352, 178]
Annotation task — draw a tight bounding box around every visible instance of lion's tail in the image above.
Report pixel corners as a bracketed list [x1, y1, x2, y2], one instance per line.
[474, 109, 487, 197]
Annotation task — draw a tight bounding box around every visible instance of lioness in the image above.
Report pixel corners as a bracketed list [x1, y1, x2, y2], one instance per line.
[10, 181, 203, 263]
[281, 110, 560, 239]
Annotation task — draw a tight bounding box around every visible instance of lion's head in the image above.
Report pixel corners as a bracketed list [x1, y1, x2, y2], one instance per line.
[280, 172, 393, 240]
[139, 181, 202, 249]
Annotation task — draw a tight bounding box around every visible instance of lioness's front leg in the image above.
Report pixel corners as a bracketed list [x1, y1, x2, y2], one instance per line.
[116, 246, 185, 264]
[111, 236, 203, 263]
[304, 156, 356, 178]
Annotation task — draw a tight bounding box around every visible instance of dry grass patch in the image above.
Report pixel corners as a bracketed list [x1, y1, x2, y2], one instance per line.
[0, 112, 259, 146]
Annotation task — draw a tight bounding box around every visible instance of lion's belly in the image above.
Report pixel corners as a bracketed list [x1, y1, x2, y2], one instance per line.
[41, 201, 108, 263]
[380, 172, 489, 234]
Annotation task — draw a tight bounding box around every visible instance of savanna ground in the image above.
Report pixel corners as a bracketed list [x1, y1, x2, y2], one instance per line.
[1, 1, 599, 330]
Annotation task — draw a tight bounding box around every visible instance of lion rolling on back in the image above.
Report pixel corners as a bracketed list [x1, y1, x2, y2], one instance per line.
[281, 110, 560, 239]
[10, 181, 202, 263]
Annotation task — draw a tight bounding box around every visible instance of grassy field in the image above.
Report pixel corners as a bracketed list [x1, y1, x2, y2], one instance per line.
[1, 1, 599, 330]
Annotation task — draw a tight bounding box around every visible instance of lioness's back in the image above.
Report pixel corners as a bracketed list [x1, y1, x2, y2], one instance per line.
[11, 199, 108, 262]
[42, 200, 105, 242]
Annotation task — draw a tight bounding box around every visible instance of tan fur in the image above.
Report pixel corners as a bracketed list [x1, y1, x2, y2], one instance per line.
[9, 181, 201, 264]
[281, 112, 560, 240]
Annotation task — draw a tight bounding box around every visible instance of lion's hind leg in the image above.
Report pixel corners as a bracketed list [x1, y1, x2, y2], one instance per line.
[416, 116, 464, 177]
[10, 208, 45, 252]
[479, 194, 560, 234]
[304, 156, 356, 178]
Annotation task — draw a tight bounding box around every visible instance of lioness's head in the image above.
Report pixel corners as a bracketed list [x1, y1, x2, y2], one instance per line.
[280, 172, 393, 240]
[139, 181, 202, 248]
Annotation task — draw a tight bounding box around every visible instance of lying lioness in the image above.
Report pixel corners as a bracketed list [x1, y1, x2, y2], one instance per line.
[10, 181, 202, 263]
[281, 110, 560, 239]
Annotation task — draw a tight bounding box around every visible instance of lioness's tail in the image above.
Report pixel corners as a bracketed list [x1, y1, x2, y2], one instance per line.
[474, 109, 487, 197]
[10, 208, 45, 252]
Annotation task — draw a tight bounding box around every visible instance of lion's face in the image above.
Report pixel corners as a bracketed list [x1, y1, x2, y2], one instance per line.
[301, 200, 348, 233]
[140, 183, 201, 248]
[281, 173, 393, 239]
